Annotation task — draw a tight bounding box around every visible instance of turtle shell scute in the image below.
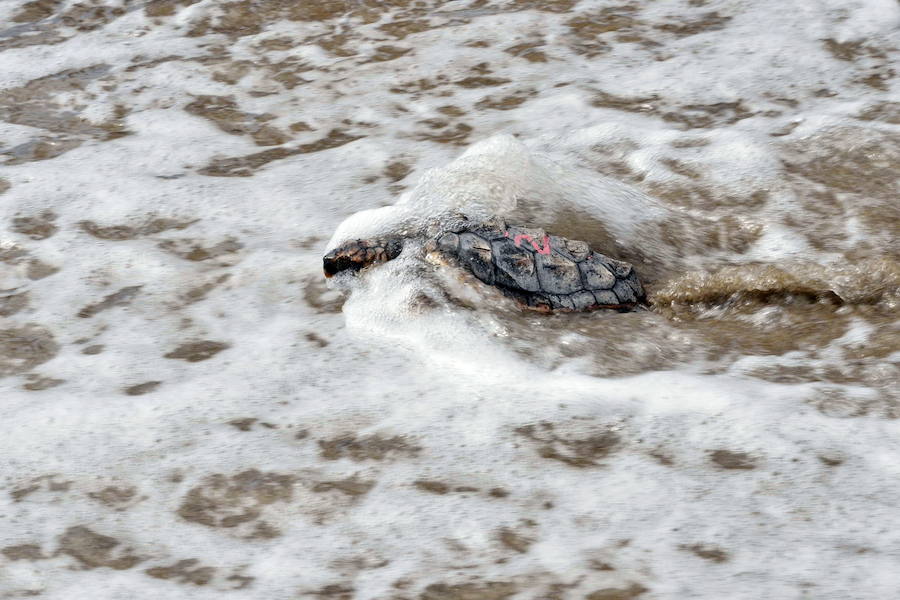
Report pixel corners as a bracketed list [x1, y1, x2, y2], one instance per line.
[430, 221, 646, 313]
[458, 232, 495, 285]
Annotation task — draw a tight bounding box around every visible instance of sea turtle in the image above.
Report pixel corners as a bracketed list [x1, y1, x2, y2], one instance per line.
[323, 215, 646, 313]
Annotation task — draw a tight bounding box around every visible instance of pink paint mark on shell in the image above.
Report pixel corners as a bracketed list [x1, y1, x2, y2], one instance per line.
[513, 233, 551, 255]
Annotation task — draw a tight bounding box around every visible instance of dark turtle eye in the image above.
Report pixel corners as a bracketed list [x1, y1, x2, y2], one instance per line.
[323, 251, 355, 277]
[323, 238, 403, 278]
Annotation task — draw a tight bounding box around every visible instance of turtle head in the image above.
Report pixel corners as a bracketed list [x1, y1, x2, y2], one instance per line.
[323, 238, 403, 278]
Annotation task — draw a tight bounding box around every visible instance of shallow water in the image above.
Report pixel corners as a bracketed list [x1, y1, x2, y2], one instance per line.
[1, 0, 899, 598]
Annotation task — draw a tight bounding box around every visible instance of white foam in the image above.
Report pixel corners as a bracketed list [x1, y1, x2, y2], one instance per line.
[2, 0, 898, 597]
